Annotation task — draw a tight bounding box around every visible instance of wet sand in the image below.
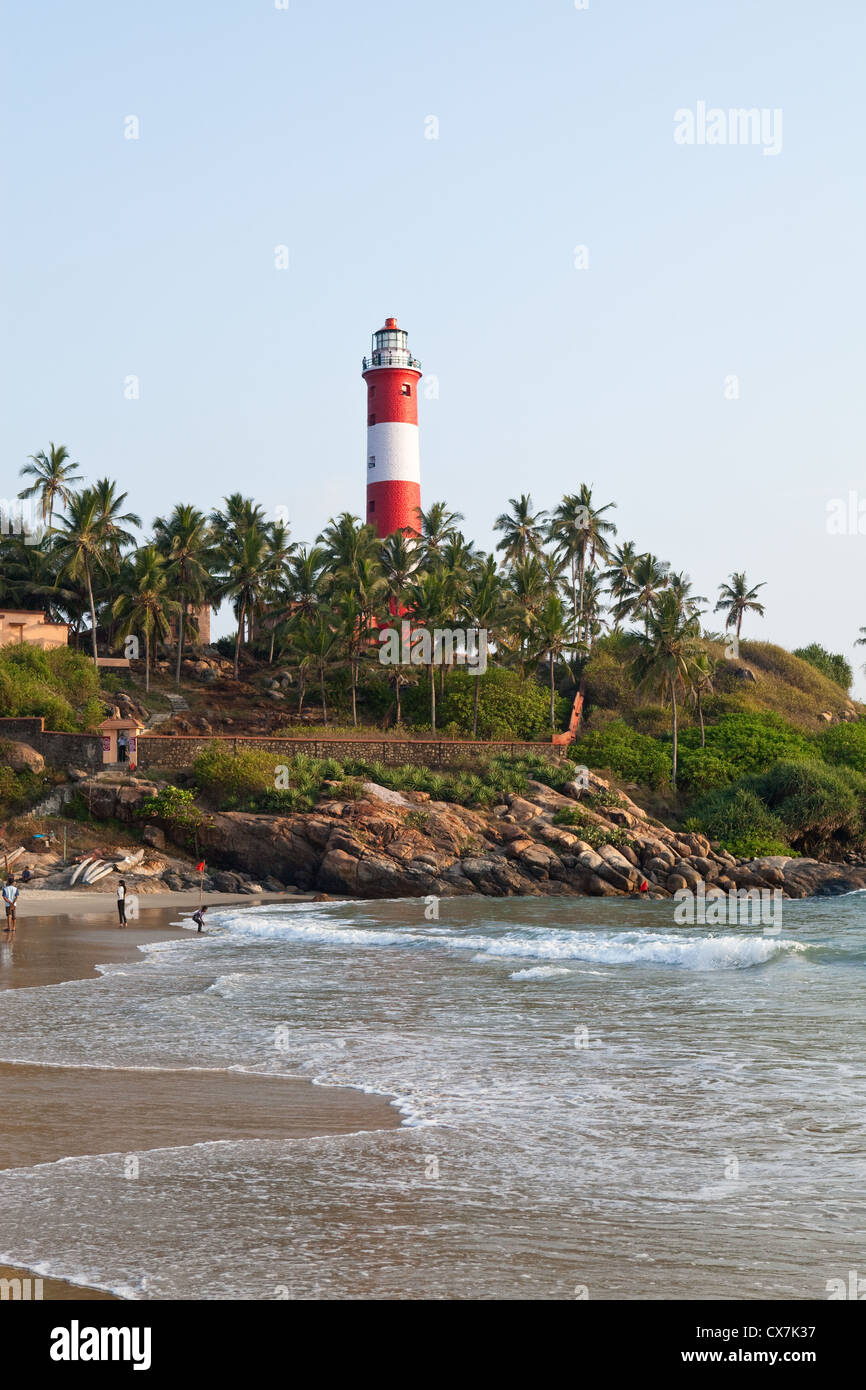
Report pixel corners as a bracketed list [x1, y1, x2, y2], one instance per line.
[0, 895, 399, 1301]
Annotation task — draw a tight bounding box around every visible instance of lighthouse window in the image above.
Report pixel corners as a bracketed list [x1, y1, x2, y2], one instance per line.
[401, 384, 411, 396]
[369, 500, 375, 513]
[368, 456, 376, 469]
[368, 413, 376, 425]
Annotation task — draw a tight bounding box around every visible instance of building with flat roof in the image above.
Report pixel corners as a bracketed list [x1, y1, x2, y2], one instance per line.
[0, 609, 68, 651]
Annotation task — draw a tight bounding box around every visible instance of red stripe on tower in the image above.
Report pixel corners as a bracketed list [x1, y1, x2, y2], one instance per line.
[362, 317, 422, 537]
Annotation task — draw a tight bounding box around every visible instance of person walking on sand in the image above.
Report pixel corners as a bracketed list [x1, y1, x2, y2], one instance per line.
[2, 875, 20, 932]
[117, 877, 128, 927]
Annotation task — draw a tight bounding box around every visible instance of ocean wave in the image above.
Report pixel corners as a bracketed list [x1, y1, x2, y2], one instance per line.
[199, 911, 806, 973]
[470, 931, 804, 970]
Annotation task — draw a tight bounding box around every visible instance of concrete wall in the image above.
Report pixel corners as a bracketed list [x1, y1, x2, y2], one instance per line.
[135, 734, 565, 772]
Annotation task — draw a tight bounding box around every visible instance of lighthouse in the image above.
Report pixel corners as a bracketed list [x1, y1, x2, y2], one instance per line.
[362, 317, 422, 537]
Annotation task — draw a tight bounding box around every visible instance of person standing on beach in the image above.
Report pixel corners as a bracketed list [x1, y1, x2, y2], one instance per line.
[117, 878, 128, 927]
[2, 875, 20, 932]
[192, 905, 208, 933]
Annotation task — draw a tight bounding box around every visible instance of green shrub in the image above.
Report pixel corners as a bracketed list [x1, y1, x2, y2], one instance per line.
[816, 720, 866, 775]
[751, 759, 864, 853]
[685, 786, 789, 858]
[401, 666, 560, 740]
[792, 644, 852, 692]
[581, 647, 636, 717]
[0, 645, 101, 730]
[137, 785, 212, 847]
[576, 719, 671, 788]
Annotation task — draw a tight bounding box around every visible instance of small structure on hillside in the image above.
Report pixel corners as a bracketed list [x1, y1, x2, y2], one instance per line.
[0, 609, 68, 651]
[98, 715, 144, 766]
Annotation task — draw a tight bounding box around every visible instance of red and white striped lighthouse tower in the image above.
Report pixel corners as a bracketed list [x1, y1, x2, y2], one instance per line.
[362, 317, 422, 537]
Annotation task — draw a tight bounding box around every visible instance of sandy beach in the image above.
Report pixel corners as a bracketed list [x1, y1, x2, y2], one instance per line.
[0, 890, 400, 1301]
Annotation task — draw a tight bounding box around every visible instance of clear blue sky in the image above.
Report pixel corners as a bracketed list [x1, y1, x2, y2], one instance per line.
[2, 1, 865, 687]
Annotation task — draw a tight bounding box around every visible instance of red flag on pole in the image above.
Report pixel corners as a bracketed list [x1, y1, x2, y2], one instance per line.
[196, 861, 205, 872]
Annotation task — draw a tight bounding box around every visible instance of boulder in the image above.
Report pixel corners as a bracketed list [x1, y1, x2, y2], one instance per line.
[2, 740, 44, 773]
[142, 825, 166, 850]
[361, 782, 410, 808]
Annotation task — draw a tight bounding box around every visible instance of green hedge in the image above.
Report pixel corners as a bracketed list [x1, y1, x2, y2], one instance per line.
[0, 645, 102, 731]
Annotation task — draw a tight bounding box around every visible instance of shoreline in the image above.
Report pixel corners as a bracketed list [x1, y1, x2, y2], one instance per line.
[0, 891, 400, 1302]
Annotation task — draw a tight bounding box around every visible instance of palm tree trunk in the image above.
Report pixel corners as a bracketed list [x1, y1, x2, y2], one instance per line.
[319, 660, 328, 725]
[550, 652, 556, 729]
[175, 603, 185, 688]
[429, 664, 437, 735]
[84, 559, 99, 668]
[472, 672, 480, 737]
[269, 628, 275, 663]
[698, 692, 705, 747]
[297, 669, 306, 717]
[395, 670, 401, 726]
[145, 628, 151, 694]
[670, 672, 678, 789]
[233, 600, 245, 680]
[351, 657, 357, 726]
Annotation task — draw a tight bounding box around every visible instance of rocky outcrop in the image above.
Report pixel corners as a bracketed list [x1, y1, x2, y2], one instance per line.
[61, 772, 866, 902]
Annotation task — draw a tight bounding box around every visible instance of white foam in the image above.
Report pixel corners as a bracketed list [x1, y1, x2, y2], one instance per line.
[509, 966, 572, 980]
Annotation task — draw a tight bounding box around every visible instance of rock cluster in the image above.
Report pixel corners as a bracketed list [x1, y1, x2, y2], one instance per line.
[50, 771, 866, 901]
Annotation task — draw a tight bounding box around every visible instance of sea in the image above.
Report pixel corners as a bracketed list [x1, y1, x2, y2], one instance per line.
[1, 894, 864, 1300]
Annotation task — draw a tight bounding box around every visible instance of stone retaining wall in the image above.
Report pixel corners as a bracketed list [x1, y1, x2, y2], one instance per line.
[1, 718, 567, 775]
[135, 734, 565, 772]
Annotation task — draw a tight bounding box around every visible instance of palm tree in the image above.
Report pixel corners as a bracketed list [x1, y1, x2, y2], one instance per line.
[855, 628, 866, 674]
[112, 548, 178, 692]
[614, 552, 670, 633]
[494, 494, 547, 565]
[53, 489, 109, 666]
[549, 486, 616, 646]
[210, 494, 267, 548]
[404, 570, 450, 733]
[669, 570, 708, 621]
[418, 501, 463, 567]
[602, 541, 640, 632]
[631, 590, 704, 789]
[464, 555, 503, 735]
[216, 527, 269, 679]
[318, 512, 380, 583]
[18, 443, 82, 526]
[261, 519, 295, 661]
[714, 572, 766, 640]
[292, 613, 341, 725]
[689, 650, 714, 748]
[285, 545, 327, 621]
[154, 505, 211, 686]
[533, 593, 572, 731]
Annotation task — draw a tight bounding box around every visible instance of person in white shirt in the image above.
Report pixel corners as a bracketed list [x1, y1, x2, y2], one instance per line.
[2, 875, 20, 931]
[117, 878, 127, 927]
